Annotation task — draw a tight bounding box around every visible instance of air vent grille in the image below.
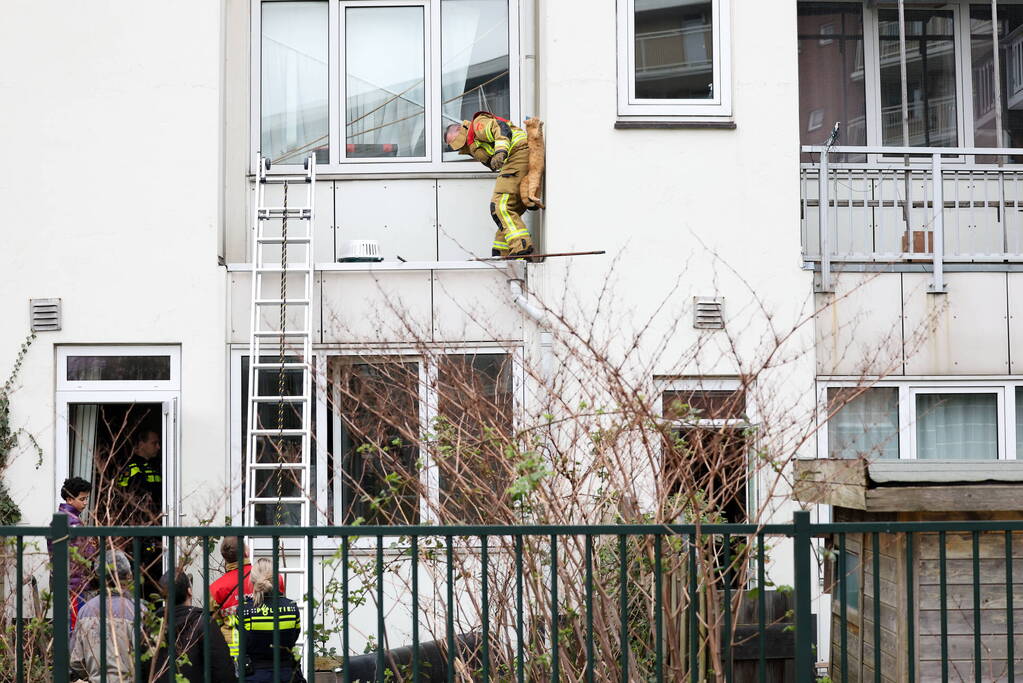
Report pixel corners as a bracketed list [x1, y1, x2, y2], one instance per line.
[30, 298, 62, 332]
[693, 297, 724, 330]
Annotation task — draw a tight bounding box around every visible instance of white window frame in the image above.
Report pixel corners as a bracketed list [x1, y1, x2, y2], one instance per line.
[251, 0, 521, 175]
[654, 376, 755, 517]
[816, 378, 1021, 461]
[229, 345, 522, 546]
[55, 344, 182, 525]
[57, 345, 181, 392]
[616, 0, 733, 118]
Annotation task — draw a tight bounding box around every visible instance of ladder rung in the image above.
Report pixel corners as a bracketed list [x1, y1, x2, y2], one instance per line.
[250, 394, 308, 403]
[254, 299, 311, 306]
[248, 496, 309, 504]
[252, 331, 310, 338]
[257, 237, 312, 245]
[251, 361, 307, 369]
[251, 428, 308, 436]
[247, 462, 309, 471]
[260, 176, 312, 185]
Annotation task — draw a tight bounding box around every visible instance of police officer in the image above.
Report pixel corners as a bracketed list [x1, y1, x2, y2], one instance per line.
[117, 428, 162, 506]
[445, 112, 534, 257]
[238, 558, 302, 682]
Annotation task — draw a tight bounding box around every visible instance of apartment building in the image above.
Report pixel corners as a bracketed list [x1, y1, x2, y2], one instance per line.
[10, 0, 1023, 668]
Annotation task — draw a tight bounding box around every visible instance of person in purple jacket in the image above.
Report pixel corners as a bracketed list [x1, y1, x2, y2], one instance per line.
[49, 477, 98, 631]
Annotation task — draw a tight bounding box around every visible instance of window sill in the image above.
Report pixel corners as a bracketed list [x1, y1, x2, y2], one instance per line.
[615, 119, 736, 131]
[226, 261, 512, 273]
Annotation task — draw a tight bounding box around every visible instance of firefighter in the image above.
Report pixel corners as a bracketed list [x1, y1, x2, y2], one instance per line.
[445, 112, 534, 257]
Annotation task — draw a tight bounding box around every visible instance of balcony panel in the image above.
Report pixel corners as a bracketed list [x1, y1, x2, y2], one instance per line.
[802, 145, 1023, 267]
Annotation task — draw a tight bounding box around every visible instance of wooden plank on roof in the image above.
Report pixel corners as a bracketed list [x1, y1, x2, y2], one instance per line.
[865, 485, 1023, 511]
[868, 460, 1023, 484]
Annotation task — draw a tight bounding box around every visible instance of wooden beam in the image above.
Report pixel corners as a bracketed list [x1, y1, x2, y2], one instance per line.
[865, 485, 1023, 512]
[792, 458, 868, 509]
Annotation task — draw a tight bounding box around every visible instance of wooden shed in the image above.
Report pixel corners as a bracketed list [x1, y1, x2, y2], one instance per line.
[794, 459, 1023, 682]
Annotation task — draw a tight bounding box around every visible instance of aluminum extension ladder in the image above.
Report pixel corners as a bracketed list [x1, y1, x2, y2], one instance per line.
[244, 153, 316, 619]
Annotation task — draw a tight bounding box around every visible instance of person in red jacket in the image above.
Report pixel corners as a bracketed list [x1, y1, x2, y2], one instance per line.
[209, 537, 285, 658]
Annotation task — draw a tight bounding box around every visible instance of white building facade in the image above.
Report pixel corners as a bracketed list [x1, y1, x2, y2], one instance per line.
[7, 0, 1023, 663]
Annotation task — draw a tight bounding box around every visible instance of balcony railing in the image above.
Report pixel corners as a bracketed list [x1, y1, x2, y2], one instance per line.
[800, 144, 1023, 292]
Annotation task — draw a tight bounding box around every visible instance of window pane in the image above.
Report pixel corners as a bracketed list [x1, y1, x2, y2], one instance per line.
[441, 0, 510, 160]
[346, 7, 426, 158]
[261, 2, 329, 165]
[970, 5, 1023, 162]
[827, 387, 899, 460]
[436, 354, 514, 523]
[916, 393, 998, 460]
[662, 388, 745, 420]
[634, 0, 714, 100]
[67, 356, 171, 381]
[878, 9, 958, 147]
[337, 362, 420, 524]
[797, 3, 866, 160]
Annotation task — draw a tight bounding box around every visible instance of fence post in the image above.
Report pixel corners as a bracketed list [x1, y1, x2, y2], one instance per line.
[51, 513, 70, 683]
[930, 153, 947, 294]
[793, 510, 814, 683]
[817, 148, 833, 293]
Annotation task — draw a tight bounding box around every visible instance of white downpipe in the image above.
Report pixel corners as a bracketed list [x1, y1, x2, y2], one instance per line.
[508, 267, 553, 379]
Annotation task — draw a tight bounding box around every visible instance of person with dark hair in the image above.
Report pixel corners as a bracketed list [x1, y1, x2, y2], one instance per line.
[48, 476, 98, 632]
[210, 538, 284, 659]
[69, 550, 135, 682]
[117, 429, 162, 504]
[152, 570, 237, 683]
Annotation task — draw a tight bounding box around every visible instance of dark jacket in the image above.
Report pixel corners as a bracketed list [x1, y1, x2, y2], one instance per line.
[153, 604, 237, 683]
[239, 593, 301, 669]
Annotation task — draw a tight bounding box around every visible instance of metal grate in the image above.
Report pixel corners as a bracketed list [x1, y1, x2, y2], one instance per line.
[693, 296, 724, 330]
[29, 298, 61, 332]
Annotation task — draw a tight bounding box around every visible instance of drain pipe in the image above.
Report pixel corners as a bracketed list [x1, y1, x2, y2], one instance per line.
[508, 262, 553, 379]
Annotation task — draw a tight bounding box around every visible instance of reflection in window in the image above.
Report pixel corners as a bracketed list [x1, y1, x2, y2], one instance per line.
[346, 7, 426, 158]
[441, 0, 510, 159]
[797, 3, 866, 159]
[261, 2, 329, 165]
[436, 354, 514, 523]
[827, 388, 899, 460]
[634, 0, 714, 100]
[1018, 387, 1023, 458]
[970, 5, 1023, 161]
[916, 393, 998, 460]
[67, 356, 171, 382]
[337, 362, 420, 524]
[240, 357, 312, 526]
[878, 8, 958, 147]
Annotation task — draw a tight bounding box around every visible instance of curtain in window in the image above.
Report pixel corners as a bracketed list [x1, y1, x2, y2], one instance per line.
[916, 393, 998, 460]
[69, 404, 98, 482]
[261, 2, 329, 165]
[827, 387, 899, 460]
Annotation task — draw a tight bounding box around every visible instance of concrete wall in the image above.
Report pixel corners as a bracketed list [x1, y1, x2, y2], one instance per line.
[0, 0, 229, 526]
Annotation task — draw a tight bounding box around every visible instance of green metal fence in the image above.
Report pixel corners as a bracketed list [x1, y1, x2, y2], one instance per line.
[5, 512, 1023, 682]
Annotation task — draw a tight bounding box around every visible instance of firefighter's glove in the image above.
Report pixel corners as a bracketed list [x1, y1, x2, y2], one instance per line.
[489, 151, 507, 171]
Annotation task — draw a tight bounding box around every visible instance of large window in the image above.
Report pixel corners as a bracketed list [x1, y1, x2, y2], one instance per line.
[798, 1, 1023, 152]
[254, 0, 517, 171]
[617, 0, 732, 118]
[821, 381, 1021, 460]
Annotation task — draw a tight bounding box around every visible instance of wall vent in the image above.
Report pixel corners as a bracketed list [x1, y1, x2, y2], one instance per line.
[30, 298, 62, 332]
[693, 297, 724, 330]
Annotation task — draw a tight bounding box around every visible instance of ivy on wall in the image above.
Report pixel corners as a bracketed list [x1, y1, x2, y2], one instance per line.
[0, 334, 41, 525]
